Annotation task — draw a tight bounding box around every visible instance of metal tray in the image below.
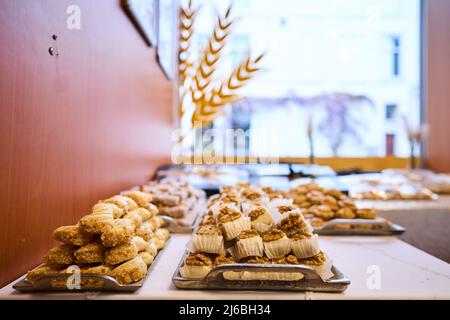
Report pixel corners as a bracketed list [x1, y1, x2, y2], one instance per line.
[13, 238, 168, 293]
[160, 200, 205, 234]
[160, 214, 200, 234]
[312, 217, 406, 236]
[172, 252, 350, 292]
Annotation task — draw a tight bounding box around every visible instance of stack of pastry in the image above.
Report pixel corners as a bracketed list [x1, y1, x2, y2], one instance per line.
[287, 183, 377, 228]
[27, 190, 170, 287]
[141, 179, 205, 220]
[180, 183, 334, 282]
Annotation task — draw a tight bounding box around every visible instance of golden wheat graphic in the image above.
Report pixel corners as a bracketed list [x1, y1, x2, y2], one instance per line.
[191, 53, 264, 126]
[177, 3, 264, 131]
[190, 6, 233, 106]
[178, 0, 198, 83]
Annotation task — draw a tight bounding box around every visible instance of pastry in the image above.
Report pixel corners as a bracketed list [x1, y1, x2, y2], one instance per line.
[297, 251, 334, 280]
[146, 203, 159, 216]
[27, 264, 66, 284]
[143, 242, 158, 257]
[151, 216, 165, 228]
[218, 207, 251, 240]
[74, 242, 105, 264]
[355, 208, 377, 219]
[80, 264, 112, 275]
[241, 189, 264, 201]
[131, 236, 148, 252]
[123, 211, 143, 228]
[180, 253, 213, 279]
[199, 215, 216, 226]
[158, 205, 188, 218]
[128, 207, 153, 221]
[214, 255, 239, 280]
[191, 225, 225, 255]
[335, 207, 355, 219]
[135, 221, 154, 241]
[150, 237, 165, 250]
[151, 193, 180, 206]
[91, 202, 124, 219]
[214, 256, 236, 265]
[310, 205, 335, 220]
[100, 218, 135, 247]
[219, 192, 240, 206]
[79, 213, 114, 234]
[269, 255, 304, 281]
[291, 233, 321, 259]
[154, 228, 170, 241]
[139, 252, 154, 267]
[102, 195, 138, 211]
[121, 191, 152, 208]
[248, 207, 274, 232]
[261, 229, 291, 259]
[277, 205, 297, 214]
[52, 225, 93, 246]
[104, 243, 138, 265]
[271, 254, 298, 264]
[235, 230, 264, 259]
[278, 212, 313, 237]
[308, 217, 325, 227]
[43, 244, 75, 266]
[110, 256, 147, 284]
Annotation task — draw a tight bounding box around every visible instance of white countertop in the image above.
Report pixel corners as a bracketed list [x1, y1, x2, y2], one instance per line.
[356, 195, 450, 212]
[1, 235, 449, 300]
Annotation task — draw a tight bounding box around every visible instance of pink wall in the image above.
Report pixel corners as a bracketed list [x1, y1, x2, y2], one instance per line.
[426, 0, 450, 172]
[0, 0, 173, 287]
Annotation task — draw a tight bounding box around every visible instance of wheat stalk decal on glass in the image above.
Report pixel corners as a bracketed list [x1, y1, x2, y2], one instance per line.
[177, 2, 265, 137]
[179, 0, 197, 83]
[192, 53, 264, 126]
[190, 6, 233, 109]
[178, 0, 198, 117]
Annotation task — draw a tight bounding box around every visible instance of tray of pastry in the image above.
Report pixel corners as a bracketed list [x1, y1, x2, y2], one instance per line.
[311, 217, 405, 236]
[172, 182, 350, 292]
[340, 173, 438, 201]
[13, 242, 167, 293]
[13, 187, 171, 293]
[141, 179, 206, 233]
[172, 251, 350, 292]
[13, 237, 168, 292]
[160, 213, 201, 234]
[287, 182, 406, 236]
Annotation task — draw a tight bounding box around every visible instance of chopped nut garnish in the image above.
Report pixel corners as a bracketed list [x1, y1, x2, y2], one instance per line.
[218, 206, 242, 223]
[297, 251, 327, 266]
[199, 215, 216, 226]
[278, 213, 310, 236]
[261, 229, 286, 242]
[278, 205, 296, 214]
[248, 207, 268, 220]
[290, 232, 312, 240]
[185, 253, 213, 266]
[214, 256, 236, 265]
[220, 193, 240, 204]
[240, 256, 270, 264]
[197, 225, 222, 236]
[236, 229, 259, 240]
[241, 189, 262, 200]
[272, 255, 298, 264]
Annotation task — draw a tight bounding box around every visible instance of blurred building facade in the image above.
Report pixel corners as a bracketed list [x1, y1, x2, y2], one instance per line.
[188, 0, 421, 157]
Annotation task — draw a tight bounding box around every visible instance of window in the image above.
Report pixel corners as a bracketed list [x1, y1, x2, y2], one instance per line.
[385, 104, 398, 120]
[182, 0, 421, 159]
[391, 36, 401, 77]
